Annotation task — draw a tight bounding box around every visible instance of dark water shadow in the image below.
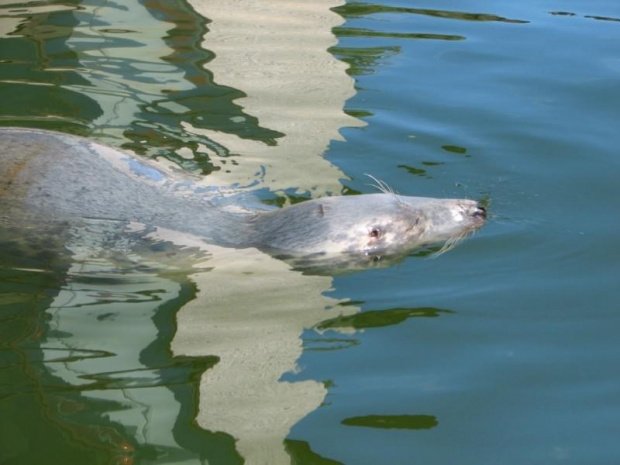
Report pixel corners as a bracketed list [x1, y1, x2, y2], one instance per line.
[342, 414, 438, 430]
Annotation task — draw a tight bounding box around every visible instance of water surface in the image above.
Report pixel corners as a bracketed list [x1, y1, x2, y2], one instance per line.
[1, 0, 620, 464]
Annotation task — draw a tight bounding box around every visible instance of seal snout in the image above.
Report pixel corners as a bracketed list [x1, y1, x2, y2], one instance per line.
[473, 206, 487, 219]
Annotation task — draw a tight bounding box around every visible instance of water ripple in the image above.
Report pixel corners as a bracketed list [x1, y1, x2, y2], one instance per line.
[333, 2, 528, 24]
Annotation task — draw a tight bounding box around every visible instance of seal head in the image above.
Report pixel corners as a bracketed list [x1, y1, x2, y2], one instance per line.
[249, 193, 486, 261]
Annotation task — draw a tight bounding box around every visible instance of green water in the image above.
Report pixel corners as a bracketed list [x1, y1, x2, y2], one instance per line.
[2, 0, 620, 464]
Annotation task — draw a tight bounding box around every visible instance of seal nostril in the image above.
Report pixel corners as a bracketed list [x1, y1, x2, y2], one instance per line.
[473, 206, 487, 219]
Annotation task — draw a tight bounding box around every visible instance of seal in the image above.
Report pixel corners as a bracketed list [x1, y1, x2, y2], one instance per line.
[0, 128, 485, 267]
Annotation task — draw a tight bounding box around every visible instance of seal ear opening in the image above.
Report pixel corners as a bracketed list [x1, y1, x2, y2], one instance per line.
[317, 203, 327, 218]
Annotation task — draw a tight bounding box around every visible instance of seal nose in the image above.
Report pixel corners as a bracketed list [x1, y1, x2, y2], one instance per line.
[473, 206, 487, 219]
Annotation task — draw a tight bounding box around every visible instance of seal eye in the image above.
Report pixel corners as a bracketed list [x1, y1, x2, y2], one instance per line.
[369, 227, 381, 239]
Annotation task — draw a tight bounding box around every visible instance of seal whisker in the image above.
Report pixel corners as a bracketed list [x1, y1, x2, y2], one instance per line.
[430, 230, 470, 258]
[364, 174, 407, 209]
[364, 174, 395, 196]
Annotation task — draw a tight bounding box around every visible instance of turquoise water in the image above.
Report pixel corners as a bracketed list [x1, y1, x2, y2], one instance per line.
[2, 1, 620, 464]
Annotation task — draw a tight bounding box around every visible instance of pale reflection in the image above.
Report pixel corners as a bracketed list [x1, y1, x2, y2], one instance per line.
[153, 229, 358, 465]
[43, 220, 194, 458]
[185, 0, 365, 195]
[62, 2, 188, 143]
[13, 0, 369, 461]
[42, 220, 358, 463]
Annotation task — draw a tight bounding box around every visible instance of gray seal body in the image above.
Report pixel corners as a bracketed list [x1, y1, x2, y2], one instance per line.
[0, 128, 485, 267]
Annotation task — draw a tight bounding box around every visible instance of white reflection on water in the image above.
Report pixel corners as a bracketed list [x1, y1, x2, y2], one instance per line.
[42, 219, 359, 464]
[185, 0, 365, 195]
[43, 220, 190, 455]
[158, 230, 358, 464]
[13, 0, 367, 462]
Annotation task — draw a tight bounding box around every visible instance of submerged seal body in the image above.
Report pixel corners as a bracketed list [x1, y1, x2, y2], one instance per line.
[0, 128, 485, 266]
